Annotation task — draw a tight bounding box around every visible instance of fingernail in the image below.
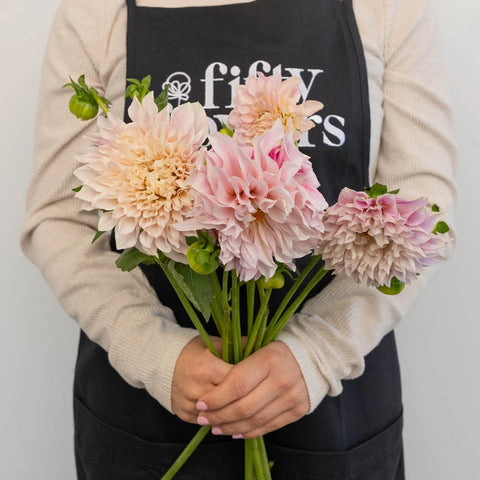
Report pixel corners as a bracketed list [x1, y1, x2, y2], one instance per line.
[212, 427, 223, 435]
[196, 401, 208, 411]
[232, 434, 244, 440]
[197, 416, 209, 426]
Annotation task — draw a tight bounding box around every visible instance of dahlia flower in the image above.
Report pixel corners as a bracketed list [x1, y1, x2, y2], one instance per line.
[227, 73, 323, 145]
[176, 121, 328, 282]
[317, 187, 448, 288]
[74, 92, 208, 258]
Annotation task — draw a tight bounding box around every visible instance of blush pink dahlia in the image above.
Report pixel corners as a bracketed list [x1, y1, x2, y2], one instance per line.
[227, 73, 323, 145]
[317, 188, 448, 287]
[74, 92, 208, 257]
[176, 121, 328, 282]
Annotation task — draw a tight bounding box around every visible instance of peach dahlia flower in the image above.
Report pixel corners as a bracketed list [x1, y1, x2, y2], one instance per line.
[227, 73, 323, 145]
[74, 92, 208, 258]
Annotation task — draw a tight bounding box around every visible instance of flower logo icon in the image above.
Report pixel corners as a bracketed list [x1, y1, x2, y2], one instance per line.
[162, 72, 192, 106]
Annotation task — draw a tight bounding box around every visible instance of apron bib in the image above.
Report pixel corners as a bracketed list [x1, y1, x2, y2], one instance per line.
[74, 1, 404, 478]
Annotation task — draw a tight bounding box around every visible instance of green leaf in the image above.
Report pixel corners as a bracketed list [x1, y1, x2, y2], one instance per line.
[432, 204, 440, 212]
[126, 78, 142, 87]
[78, 74, 88, 89]
[388, 188, 400, 195]
[125, 84, 137, 99]
[377, 277, 406, 295]
[63, 77, 82, 95]
[141, 75, 152, 89]
[366, 183, 388, 198]
[116, 247, 157, 272]
[126, 76, 152, 102]
[219, 123, 234, 137]
[185, 235, 199, 246]
[91, 231, 106, 244]
[72, 185, 83, 192]
[432, 221, 450, 235]
[164, 259, 214, 321]
[98, 95, 112, 107]
[155, 84, 169, 112]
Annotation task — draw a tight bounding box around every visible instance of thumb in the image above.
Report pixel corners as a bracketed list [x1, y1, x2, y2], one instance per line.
[207, 353, 234, 385]
[197, 354, 269, 411]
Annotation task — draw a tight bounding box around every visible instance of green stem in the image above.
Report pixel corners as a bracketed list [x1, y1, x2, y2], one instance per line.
[262, 265, 329, 346]
[244, 437, 254, 480]
[160, 426, 211, 480]
[91, 89, 109, 116]
[266, 255, 321, 338]
[250, 438, 264, 480]
[257, 436, 272, 480]
[222, 315, 231, 363]
[254, 289, 272, 352]
[243, 287, 271, 359]
[221, 270, 232, 360]
[156, 259, 219, 358]
[246, 280, 256, 336]
[209, 297, 223, 338]
[222, 269, 229, 298]
[212, 272, 231, 326]
[231, 271, 242, 364]
[210, 272, 232, 362]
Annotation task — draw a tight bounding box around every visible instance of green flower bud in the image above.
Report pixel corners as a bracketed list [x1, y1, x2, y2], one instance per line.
[258, 270, 285, 290]
[63, 75, 111, 120]
[186, 232, 219, 275]
[432, 220, 450, 235]
[68, 94, 98, 120]
[377, 277, 405, 295]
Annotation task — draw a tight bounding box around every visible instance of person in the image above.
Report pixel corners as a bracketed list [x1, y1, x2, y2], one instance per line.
[21, 0, 457, 478]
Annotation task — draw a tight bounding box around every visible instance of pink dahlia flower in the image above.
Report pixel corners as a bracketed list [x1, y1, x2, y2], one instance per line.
[227, 73, 323, 145]
[317, 188, 448, 287]
[74, 92, 208, 258]
[176, 121, 328, 282]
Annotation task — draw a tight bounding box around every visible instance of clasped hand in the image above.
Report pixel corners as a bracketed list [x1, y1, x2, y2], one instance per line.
[171, 337, 310, 439]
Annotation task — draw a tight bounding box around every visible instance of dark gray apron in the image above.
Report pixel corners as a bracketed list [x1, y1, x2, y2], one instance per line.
[74, 1, 404, 478]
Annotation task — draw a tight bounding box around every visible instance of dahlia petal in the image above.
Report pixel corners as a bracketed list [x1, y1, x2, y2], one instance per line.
[115, 229, 138, 250]
[299, 100, 324, 116]
[98, 212, 116, 231]
[317, 189, 448, 287]
[75, 95, 209, 258]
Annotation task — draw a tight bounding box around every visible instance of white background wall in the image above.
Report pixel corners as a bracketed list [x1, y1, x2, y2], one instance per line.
[1, 0, 478, 478]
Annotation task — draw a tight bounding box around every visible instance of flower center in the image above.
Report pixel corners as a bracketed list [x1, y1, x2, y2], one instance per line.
[126, 155, 191, 212]
[253, 209, 265, 223]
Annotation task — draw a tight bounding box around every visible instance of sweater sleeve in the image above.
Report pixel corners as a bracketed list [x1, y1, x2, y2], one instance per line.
[20, 0, 198, 414]
[278, 0, 457, 412]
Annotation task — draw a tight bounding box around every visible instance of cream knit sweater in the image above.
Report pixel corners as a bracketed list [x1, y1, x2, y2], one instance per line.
[21, 0, 457, 414]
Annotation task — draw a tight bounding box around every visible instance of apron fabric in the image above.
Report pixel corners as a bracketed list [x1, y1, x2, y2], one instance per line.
[74, 0, 405, 478]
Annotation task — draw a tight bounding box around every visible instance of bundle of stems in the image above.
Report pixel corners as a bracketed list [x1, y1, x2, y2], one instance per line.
[159, 254, 328, 480]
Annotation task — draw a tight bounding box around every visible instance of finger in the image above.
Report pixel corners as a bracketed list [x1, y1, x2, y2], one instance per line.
[197, 374, 282, 426]
[205, 355, 234, 386]
[203, 381, 307, 435]
[172, 398, 200, 424]
[197, 355, 270, 411]
[180, 352, 233, 397]
[239, 407, 307, 439]
[208, 397, 290, 436]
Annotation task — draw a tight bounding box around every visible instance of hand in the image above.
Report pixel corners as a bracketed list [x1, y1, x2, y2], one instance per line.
[195, 341, 310, 438]
[172, 336, 232, 423]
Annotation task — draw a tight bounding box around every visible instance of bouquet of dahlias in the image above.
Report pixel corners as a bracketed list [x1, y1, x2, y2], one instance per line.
[65, 72, 450, 480]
